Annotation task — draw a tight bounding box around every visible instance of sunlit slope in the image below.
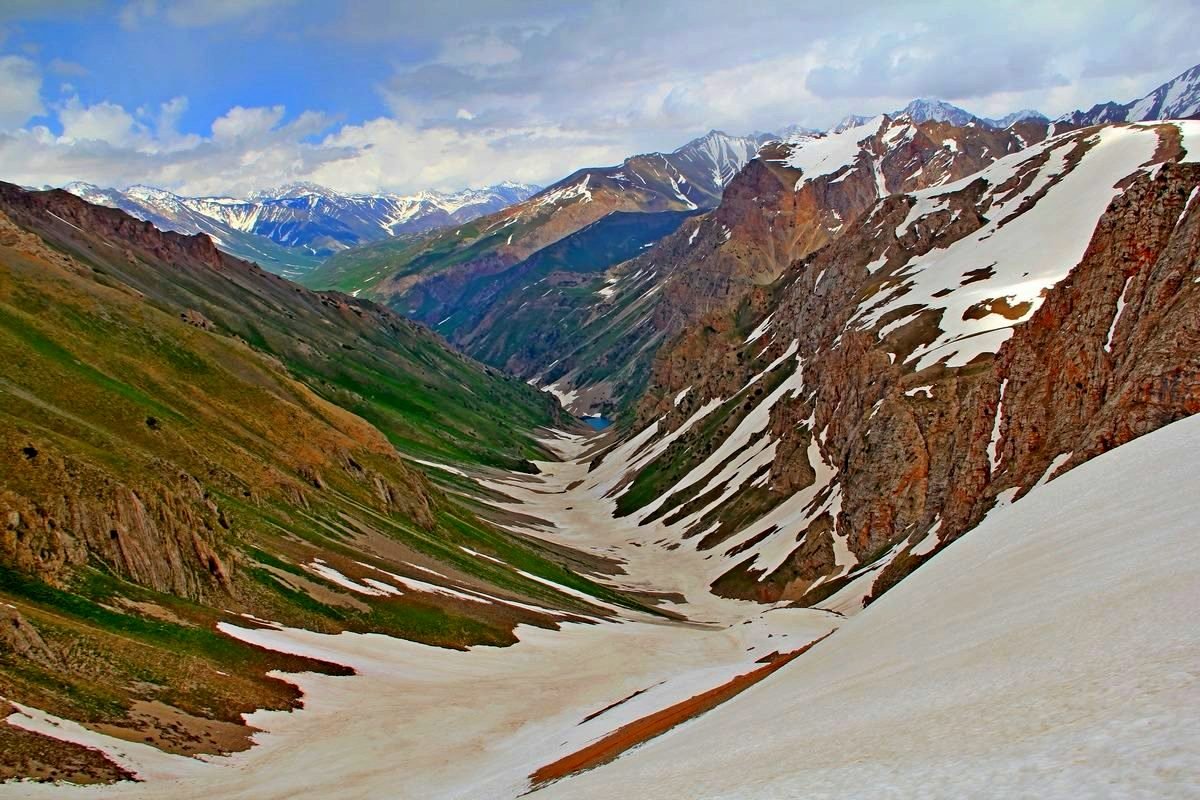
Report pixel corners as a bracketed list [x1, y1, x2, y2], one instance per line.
[540, 412, 1200, 799]
[0, 183, 649, 782]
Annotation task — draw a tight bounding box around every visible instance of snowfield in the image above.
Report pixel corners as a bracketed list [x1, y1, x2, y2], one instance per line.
[5, 413, 1199, 798]
[537, 413, 1200, 799]
[859, 123, 1174, 370]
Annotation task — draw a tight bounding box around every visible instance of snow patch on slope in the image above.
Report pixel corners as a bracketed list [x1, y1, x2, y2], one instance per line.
[541, 414, 1200, 799]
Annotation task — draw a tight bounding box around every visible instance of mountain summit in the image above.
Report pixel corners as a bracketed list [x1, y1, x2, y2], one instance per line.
[890, 99, 1047, 129]
[1057, 61, 1200, 126]
[893, 98, 979, 126]
[63, 180, 538, 276]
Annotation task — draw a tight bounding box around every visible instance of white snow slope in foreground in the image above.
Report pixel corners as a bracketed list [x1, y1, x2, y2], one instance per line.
[538, 414, 1200, 799]
[3, 418, 1197, 799]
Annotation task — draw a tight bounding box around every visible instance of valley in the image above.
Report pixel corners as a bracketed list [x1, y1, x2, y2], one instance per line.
[0, 17, 1198, 796]
[3, 414, 1197, 798]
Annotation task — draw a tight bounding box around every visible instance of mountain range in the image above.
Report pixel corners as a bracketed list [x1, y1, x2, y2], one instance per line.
[891, 98, 1046, 128]
[1056, 61, 1200, 126]
[62, 180, 538, 277]
[309, 61, 1200, 416]
[1, 52, 1198, 797]
[58, 61, 1200, 293]
[305, 129, 771, 329]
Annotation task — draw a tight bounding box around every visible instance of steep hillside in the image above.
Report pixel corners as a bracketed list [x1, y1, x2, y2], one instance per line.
[471, 68, 1199, 418]
[503, 114, 1050, 413]
[304, 131, 770, 322]
[0, 185, 648, 782]
[608, 121, 1199, 605]
[537, 412, 1200, 798]
[1057, 61, 1200, 127]
[65, 181, 537, 278]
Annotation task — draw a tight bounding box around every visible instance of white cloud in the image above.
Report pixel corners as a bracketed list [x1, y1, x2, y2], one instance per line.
[0, 55, 44, 130]
[58, 96, 144, 147]
[306, 117, 629, 194]
[2, 1, 1200, 197]
[210, 105, 286, 141]
[0, 98, 350, 197]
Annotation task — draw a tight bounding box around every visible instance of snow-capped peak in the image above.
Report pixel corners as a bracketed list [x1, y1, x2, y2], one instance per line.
[125, 184, 181, 203]
[832, 114, 873, 134]
[62, 181, 102, 194]
[835, 101, 1047, 132]
[894, 98, 978, 127]
[775, 124, 822, 142]
[983, 109, 1049, 128]
[251, 181, 341, 201]
[1127, 62, 1200, 121]
[1055, 61, 1200, 127]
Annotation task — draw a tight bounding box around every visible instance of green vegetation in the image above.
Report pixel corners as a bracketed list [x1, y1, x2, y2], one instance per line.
[616, 360, 796, 517]
[0, 185, 654, 777]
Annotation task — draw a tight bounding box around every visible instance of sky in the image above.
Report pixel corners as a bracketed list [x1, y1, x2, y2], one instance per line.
[0, 0, 1197, 197]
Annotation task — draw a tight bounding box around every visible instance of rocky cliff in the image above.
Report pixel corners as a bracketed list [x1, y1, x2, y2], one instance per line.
[609, 122, 1199, 607]
[498, 116, 1051, 413]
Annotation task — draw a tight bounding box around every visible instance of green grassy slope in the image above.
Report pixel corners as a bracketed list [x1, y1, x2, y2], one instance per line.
[0, 183, 652, 783]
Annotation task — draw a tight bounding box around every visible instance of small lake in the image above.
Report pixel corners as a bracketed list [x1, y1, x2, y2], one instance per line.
[582, 415, 612, 431]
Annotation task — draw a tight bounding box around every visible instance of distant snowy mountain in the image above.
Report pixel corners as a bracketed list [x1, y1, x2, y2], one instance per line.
[1128, 62, 1200, 119]
[981, 108, 1048, 128]
[63, 180, 538, 276]
[773, 124, 822, 141]
[832, 114, 874, 133]
[642, 129, 776, 199]
[1057, 61, 1200, 127]
[832, 101, 1047, 133]
[888, 99, 1047, 130]
[893, 98, 979, 126]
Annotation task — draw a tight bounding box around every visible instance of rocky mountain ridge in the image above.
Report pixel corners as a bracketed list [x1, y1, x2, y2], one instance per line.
[621, 120, 1199, 605]
[482, 113, 1054, 413]
[1056, 62, 1200, 127]
[459, 64, 1200, 416]
[63, 180, 538, 277]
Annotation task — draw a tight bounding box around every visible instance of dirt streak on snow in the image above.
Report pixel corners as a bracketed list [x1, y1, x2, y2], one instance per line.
[534, 414, 1200, 799]
[4, 430, 835, 800]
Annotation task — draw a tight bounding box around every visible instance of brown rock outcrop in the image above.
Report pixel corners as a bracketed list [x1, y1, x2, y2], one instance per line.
[630, 126, 1199, 606]
[0, 605, 57, 667]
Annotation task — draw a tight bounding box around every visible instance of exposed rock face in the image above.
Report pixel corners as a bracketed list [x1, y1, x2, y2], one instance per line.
[515, 116, 1049, 413]
[180, 309, 214, 330]
[0, 605, 57, 667]
[656, 117, 1048, 327]
[987, 159, 1200, 500]
[1056, 61, 1200, 127]
[0, 459, 231, 599]
[618, 122, 1199, 607]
